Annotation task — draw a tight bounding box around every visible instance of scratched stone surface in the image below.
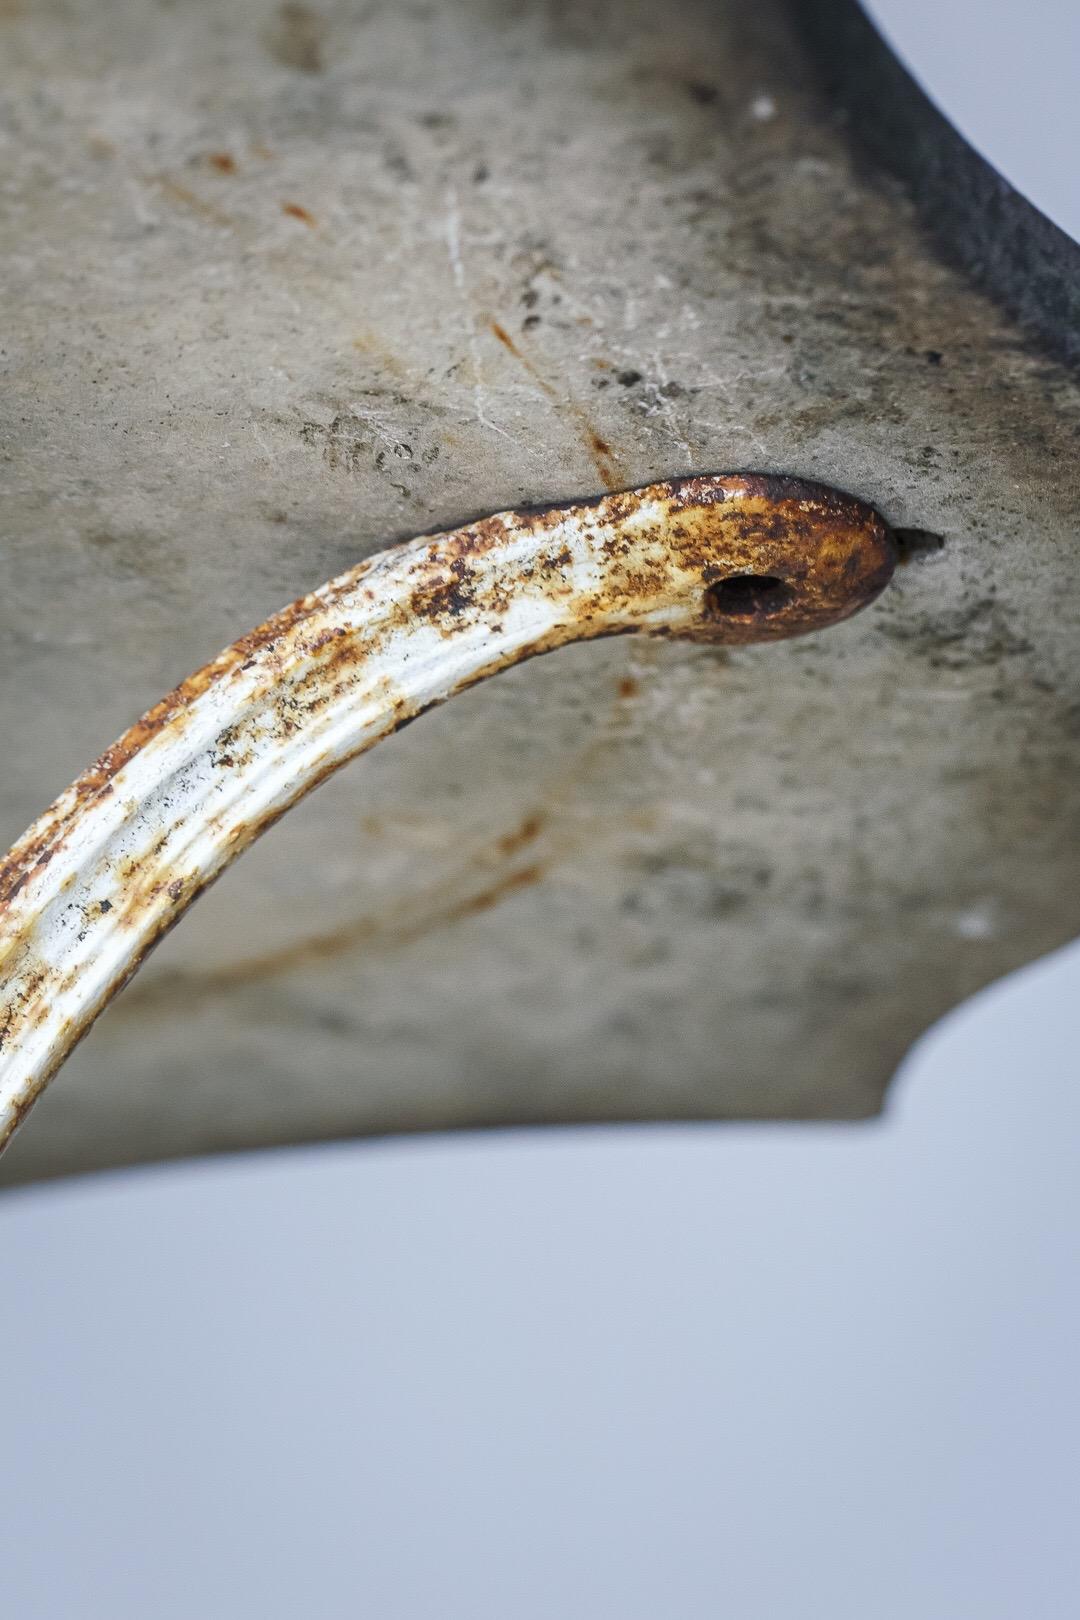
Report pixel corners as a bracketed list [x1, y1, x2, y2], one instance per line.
[1, 0, 1079, 1182]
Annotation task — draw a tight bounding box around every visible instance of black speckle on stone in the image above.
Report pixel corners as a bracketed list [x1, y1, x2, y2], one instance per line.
[616, 369, 643, 386]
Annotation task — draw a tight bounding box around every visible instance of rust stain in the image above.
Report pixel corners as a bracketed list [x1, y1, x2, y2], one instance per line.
[119, 859, 549, 1007]
[352, 330, 408, 379]
[487, 318, 623, 490]
[156, 178, 234, 228]
[207, 152, 238, 174]
[616, 676, 641, 700]
[408, 556, 477, 622]
[495, 812, 546, 857]
[460, 863, 544, 915]
[585, 430, 620, 491]
[490, 320, 523, 359]
[282, 201, 317, 227]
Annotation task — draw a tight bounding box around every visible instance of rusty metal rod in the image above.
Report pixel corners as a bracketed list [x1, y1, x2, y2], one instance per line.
[0, 474, 894, 1153]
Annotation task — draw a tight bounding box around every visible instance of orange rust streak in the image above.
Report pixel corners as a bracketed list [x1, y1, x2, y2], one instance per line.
[282, 201, 317, 226]
[487, 317, 555, 397]
[460, 863, 544, 915]
[487, 318, 623, 490]
[117, 862, 548, 1004]
[495, 812, 546, 857]
[489, 320, 524, 359]
[352, 331, 408, 378]
[155, 178, 234, 228]
[585, 430, 621, 491]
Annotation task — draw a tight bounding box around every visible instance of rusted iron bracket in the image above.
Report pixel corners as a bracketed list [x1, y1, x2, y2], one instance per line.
[0, 476, 893, 1155]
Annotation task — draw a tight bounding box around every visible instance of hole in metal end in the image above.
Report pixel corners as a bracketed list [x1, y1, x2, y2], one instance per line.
[704, 574, 792, 618]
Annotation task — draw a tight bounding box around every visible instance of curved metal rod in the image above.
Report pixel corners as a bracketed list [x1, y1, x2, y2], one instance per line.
[0, 474, 894, 1152]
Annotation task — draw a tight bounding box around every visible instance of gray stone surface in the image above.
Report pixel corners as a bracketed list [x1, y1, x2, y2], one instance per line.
[2, 0, 1079, 1181]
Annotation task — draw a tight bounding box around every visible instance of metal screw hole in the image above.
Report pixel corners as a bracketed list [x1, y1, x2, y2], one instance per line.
[704, 574, 791, 618]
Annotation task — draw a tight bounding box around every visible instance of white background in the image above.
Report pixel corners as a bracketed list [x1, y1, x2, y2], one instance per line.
[867, 0, 1080, 242]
